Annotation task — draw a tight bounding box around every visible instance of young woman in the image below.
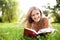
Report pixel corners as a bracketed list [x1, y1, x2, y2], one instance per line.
[21, 7, 55, 38]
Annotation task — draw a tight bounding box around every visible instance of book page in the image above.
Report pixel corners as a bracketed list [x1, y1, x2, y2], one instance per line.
[37, 27, 56, 34]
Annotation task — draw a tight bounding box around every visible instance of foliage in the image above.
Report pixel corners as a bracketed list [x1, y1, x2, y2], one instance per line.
[0, 0, 20, 22]
[43, 10, 49, 16]
[47, 0, 60, 22]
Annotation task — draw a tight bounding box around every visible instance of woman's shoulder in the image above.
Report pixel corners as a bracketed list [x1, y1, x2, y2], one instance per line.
[42, 17, 48, 21]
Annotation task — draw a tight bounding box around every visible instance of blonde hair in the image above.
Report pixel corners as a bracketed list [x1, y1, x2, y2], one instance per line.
[26, 7, 43, 23]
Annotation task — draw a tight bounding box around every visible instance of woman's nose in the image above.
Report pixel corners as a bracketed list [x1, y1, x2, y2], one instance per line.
[35, 15, 38, 18]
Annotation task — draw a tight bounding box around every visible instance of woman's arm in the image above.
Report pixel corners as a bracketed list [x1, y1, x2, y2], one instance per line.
[26, 22, 32, 28]
[48, 22, 53, 28]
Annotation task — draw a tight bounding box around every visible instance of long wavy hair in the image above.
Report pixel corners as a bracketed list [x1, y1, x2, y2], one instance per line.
[26, 7, 43, 23]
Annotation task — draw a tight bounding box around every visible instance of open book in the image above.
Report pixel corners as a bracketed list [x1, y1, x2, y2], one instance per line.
[25, 27, 55, 34]
[24, 27, 55, 38]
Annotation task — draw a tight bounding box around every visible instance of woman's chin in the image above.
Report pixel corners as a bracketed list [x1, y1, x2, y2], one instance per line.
[34, 19, 40, 22]
[34, 20, 40, 23]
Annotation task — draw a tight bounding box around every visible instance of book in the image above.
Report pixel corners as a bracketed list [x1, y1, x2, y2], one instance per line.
[24, 27, 55, 38]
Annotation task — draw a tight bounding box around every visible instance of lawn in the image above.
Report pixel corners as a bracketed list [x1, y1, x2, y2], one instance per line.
[0, 23, 60, 40]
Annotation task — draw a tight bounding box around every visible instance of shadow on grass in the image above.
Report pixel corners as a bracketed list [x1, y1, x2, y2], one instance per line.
[19, 36, 39, 40]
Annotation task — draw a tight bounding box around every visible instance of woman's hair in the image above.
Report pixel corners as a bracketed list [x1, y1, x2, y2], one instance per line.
[26, 7, 43, 23]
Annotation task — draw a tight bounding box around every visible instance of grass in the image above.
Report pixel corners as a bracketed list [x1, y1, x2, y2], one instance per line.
[0, 23, 60, 40]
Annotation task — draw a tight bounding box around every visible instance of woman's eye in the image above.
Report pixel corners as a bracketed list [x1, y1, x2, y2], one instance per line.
[36, 13, 39, 15]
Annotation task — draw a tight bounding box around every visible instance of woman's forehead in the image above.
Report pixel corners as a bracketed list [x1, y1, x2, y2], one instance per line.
[31, 10, 40, 14]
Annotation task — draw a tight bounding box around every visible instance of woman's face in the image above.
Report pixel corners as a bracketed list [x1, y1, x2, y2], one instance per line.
[31, 10, 41, 22]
